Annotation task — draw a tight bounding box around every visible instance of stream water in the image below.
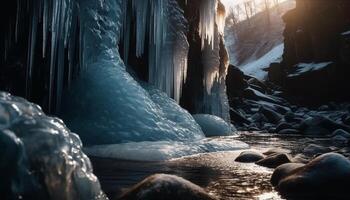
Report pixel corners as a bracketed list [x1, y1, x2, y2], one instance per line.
[90, 132, 334, 200]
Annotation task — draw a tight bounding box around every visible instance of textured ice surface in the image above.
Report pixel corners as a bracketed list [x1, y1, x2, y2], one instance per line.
[193, 114, 236, 137]
[85, 138, 248, 161]
[0, 92, 106, 200]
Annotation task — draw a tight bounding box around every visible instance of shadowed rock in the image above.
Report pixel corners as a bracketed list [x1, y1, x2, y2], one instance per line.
[276, 153, 350, 199]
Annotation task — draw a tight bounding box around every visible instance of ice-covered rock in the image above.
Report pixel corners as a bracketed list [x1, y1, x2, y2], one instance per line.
[0, 92, 106, 200]
[276, 153, 350, 199]
[193, 114, 236, 137]
[119, 174, 217, 200]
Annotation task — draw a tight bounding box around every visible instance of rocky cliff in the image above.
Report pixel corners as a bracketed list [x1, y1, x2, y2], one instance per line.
[272, 0, 350, 104]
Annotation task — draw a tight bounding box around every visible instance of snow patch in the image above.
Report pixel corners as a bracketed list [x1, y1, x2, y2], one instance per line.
[241, 44, 284, 80]
[341, 30, 350, 36]
[288, 62, 333, 77]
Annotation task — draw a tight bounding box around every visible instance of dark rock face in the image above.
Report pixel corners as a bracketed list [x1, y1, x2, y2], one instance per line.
[276, 153, 350, 199]
[118, 174, 217, 200]
[235, 151, 265, 163]
[274, 0, 350, 104]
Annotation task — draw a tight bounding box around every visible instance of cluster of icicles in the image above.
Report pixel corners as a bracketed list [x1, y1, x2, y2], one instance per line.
[4, 0, 226, 109]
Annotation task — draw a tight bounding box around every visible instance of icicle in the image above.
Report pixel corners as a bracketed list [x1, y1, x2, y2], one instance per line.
[26, 0, 39, 98]
[216, 0, 226, 35]
[199, 0, 218, 49]
[125, 0, 190, 102]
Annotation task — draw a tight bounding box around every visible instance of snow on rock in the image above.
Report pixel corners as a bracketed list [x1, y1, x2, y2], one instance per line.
[0, 92, 106, 200]
[341, 30, 350, 36]
[241, 44, 284, 80]
[193, 114, 236, 137]
[118, 174, 218, 200]
[288, 62, 333, 77]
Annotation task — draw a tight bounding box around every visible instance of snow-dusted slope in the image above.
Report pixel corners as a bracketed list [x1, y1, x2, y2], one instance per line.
[241, 44, 284, 80]
[224, 0, 295, 68]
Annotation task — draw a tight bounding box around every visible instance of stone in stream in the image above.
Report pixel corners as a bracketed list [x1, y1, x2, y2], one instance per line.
[302, 144, 332, 157]
[278, 129, 300, 135]
[275, 122, 293, 133]
[263, 148, 291, 156]
[118, 174, 217, 200]
[235, 151, 265, 163]
[276, 153, 350, 199]
[256, 153, 292, 168]
[270, 163, 305, 186]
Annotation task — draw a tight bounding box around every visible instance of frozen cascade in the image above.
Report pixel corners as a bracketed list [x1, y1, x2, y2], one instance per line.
[62, 0, 246, 160]
[62, 0, 204, 145]
[123, 0, 189, 102]
[199, 0, 218, 49]
[197, 1, 231, 122]
[0, 92, 106, 200]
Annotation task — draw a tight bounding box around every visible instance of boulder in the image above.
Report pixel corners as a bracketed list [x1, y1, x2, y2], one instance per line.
[271, 163, 304, 186]
[276, 153, 350, 199]
[331, 129, 350, 139]
[275, 122, 293, 133]
[118, 174, 217, 200]
[302, 144, 332, 157]
[263, 148, 291, 156]
[299, 115, 350, 136]
[235, 151, 265, 163]
[256, 153, 292, 168]
[259, 106, 283, 124]
[278, 129, 300, 135]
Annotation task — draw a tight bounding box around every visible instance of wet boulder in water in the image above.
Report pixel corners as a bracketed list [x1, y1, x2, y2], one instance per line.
[278, 129, 300, 135]
[276, 153, 350, 199]
[118, 174, 217, 200]
[302, 144, 332, 157]
[235, 151, 265, 163]
[263, 148, 291, 156]
[256, 153, 292, 168]
[271, 163, 305, 186]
